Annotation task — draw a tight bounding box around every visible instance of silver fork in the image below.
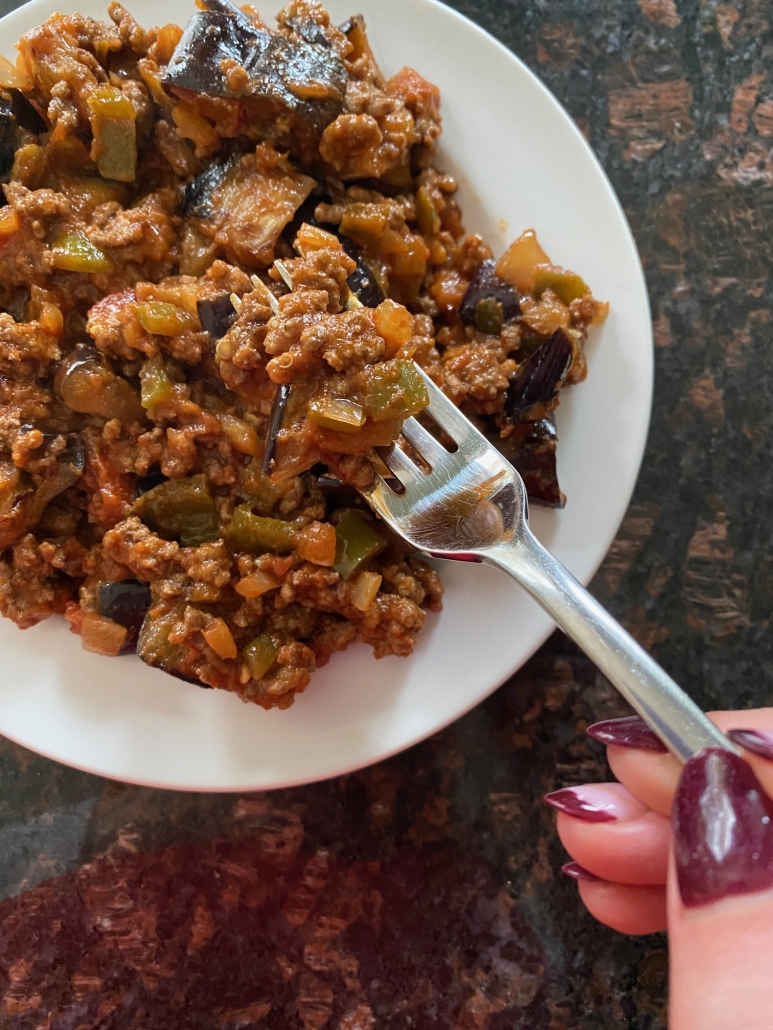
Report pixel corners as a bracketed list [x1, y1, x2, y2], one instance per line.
[361, 366, 737, 763]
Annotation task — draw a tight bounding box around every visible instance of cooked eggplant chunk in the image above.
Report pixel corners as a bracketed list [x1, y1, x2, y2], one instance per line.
[283, 15, 334, 47]
[162, 2, 261, 98]
[459, 259, 521, 333]
[163, 0, 347, 164]
[0, 436, 85, 550]
[504, 327, 573, 422]
[498, 419, 564, 509]
[0, 89, 45, 189]
[197, 294, 237, 340]
[98, 579, 151, 653]
[0, 95, 17, 184]
[185, 160, 233, 221]
[186, 146, 315, 268]
[54, 345, 146, 423]
[346, 253, 385, 308]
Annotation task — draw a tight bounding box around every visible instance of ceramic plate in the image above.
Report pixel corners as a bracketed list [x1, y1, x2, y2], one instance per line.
[0, 0, 652, 790]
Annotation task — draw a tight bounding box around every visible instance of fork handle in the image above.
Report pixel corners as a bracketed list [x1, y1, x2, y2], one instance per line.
[486, 528, 737, 762]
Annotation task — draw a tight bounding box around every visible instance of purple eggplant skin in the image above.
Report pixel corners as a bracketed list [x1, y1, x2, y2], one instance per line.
[283, 208, 384, 307]
[168, 669, 213, 688]
[162, 3, 263, 98]
[315, 472, 363, 512]
[262, 383, 291, 475]
[197, 294, 237, 341]
[504, 327, 573, 423]
[334, 233, 385, 307]
[98, 580, 152, 654]
[162, 0, 347, 162]
[459, 260, 521, 332]
[185, 159, 233, 220]
[284, 16, 333, 47]
[0, 93, 18, 185]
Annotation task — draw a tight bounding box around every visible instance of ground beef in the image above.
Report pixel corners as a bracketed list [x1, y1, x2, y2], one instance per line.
[102, 516, 180, 580]
[0, 0, 605, 707]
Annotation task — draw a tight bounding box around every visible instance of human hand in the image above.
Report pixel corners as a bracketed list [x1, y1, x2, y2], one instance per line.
[545, 709, 773, 1030]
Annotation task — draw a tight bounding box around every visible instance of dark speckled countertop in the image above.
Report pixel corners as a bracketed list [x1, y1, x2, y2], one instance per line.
[1, 0, 772, 1026]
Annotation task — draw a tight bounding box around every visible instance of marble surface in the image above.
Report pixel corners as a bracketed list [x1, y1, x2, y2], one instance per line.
[2, 0, 773, 1025]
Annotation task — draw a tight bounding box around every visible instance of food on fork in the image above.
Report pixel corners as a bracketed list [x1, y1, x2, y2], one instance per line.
[0, 0, 607, 707]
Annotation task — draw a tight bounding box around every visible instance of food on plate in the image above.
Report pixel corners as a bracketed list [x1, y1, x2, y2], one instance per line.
[0, 0, 607, 707]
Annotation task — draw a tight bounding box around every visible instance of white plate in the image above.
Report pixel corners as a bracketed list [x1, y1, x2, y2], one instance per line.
[0, 0, 652, 790]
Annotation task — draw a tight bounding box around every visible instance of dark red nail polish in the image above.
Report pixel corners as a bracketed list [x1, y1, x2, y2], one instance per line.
[673, 747, 773, 908]
[727, 729, 773, 762]
[587, 716, 668, 753]
[562, 861, 602, 882]
[543, 788, 617, 823]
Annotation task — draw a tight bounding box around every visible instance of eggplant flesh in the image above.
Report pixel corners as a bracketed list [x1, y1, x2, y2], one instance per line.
[162, 0, 347, 162]
[504, 327, 573, 422]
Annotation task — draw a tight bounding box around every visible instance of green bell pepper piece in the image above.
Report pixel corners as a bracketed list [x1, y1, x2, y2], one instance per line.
[137, 602, 189, 677]
[135, 301, 199, 336]
[532, 265, 588, 305]
[240, 461, 283, 514]
[361, 360, 429, 422]
[225, 505, 297, 555]
[333, 510, 386, 580]
[50, 230, 113, 273]
[140, 354, 174, 410]
[242, 632, 279, 680]
[474, 297, 504, 336]
[416, 186, 441, 236]
[307, 395, 365, 433]
[132, 474, 219, 547]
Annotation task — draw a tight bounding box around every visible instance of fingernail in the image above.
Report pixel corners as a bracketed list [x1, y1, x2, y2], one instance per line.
[544, 784, 646, 823]
[673, 747, 773, 908]
[562, 861, 603, 882]
[587, 716, 668, 753]
[727, 729, 773, 762]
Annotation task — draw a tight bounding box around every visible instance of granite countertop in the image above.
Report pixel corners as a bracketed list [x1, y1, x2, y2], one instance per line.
[1, 0, 771, 1026]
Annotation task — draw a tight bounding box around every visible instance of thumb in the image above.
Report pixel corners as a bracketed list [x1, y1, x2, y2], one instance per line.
[668, 748, 773, 1030]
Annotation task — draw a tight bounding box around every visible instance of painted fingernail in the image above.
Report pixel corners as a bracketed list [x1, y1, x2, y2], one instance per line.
[544, 784, 646, 823]
[727, 729, 773, 762]
[587, 716, 668, 753]
[562, 861, 603, 882]
[673, 747, 773, 908]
